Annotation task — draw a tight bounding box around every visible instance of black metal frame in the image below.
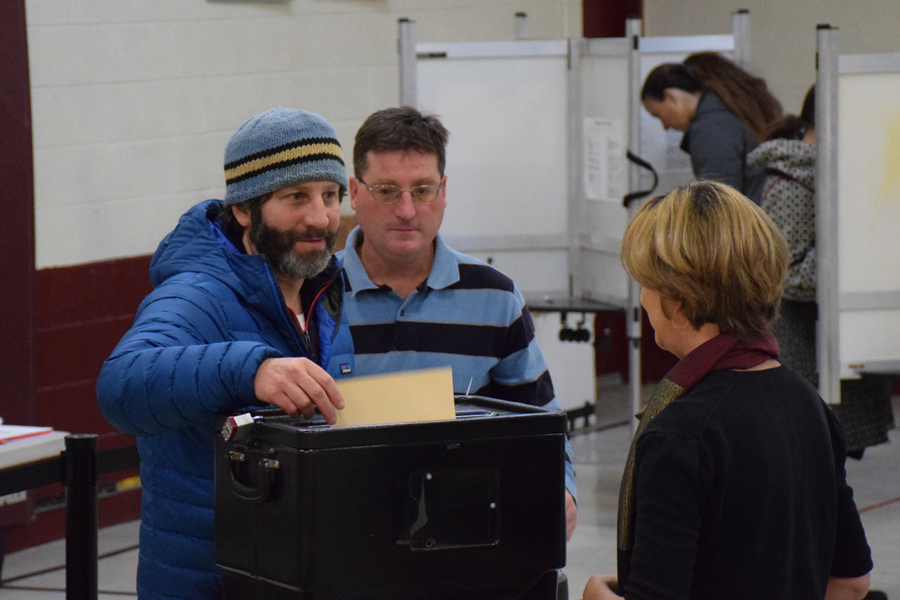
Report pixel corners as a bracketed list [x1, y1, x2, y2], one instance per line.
[0, 435, 140, 600]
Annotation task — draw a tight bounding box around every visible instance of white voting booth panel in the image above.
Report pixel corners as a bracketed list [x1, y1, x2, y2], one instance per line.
[415, 39, 632, 410]
[531, 312, 596, 412]
[416, 38, 640, 304]
[409, 27, 745, 412]
[416, 42, 571, 295]
[574, 38, 631, 308]
[837, 56, 900, 378]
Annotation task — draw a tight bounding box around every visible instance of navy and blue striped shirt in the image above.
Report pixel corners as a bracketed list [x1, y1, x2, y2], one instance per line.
[333, 227, 576, 498]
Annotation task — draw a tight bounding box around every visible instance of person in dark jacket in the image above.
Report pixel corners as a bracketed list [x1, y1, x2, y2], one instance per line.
[641, 52, 783, 203]
[581, 182, 872, 600]
[97, 108, 353, 600]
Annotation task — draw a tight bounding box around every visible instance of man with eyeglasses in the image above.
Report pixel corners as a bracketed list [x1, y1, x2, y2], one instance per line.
[335, 106, 578, 539]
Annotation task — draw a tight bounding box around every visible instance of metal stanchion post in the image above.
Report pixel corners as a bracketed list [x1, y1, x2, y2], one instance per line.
[65, 434, 99, 600]
[398, 18, 417, 107]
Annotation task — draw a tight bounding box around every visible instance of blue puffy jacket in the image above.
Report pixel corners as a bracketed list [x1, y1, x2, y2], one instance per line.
[97, 200, 353, 600]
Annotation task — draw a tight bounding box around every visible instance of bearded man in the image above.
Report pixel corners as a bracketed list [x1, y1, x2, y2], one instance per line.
[97, 108, 352, 600]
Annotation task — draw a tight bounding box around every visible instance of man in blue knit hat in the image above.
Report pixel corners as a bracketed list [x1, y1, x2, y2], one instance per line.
[97, 108, 352, 600]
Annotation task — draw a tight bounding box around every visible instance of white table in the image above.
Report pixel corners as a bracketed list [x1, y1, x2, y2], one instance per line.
[0, 431, 67, 472]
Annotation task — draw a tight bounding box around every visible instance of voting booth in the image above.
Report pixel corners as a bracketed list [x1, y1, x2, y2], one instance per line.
[398, 13, 750, 426]
[816, 26, 900, 402]
[401, 30, 627, 414]
[215, 397, 567, 600]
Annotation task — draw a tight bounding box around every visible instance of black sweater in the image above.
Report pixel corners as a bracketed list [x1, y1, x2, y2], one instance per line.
[622, 366, 872, 600]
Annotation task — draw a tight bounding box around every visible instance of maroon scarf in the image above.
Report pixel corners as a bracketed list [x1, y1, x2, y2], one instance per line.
[616, 331, 779, 589]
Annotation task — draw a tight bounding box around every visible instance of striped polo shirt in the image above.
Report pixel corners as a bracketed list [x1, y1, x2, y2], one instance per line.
[334, 227, 575, 498]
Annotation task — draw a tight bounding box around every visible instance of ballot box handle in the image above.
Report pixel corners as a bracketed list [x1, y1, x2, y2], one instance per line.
[228, 452, 279, 503]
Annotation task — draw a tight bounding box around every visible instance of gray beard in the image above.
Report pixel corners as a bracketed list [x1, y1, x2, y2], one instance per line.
[248, 212, 336, 281]
[270, 243, 333, 280]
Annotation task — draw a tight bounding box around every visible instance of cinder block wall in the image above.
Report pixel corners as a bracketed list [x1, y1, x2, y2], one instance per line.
[27, 0, 581, 269]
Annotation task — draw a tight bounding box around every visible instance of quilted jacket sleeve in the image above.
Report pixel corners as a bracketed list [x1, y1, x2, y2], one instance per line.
[97, 278, 283, 437]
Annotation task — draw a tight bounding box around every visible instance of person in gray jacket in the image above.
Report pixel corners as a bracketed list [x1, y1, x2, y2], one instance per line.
[748, 87, 817, 383]
[642, 52, 782, 204]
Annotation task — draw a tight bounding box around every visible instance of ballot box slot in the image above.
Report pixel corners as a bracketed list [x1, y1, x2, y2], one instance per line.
[455, 409, 502, 418]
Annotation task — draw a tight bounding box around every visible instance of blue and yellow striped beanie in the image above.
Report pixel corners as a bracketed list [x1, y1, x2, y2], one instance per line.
[223, 108, 348, 206]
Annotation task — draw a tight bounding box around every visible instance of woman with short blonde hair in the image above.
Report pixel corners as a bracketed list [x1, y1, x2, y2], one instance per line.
[582, 182, 873, 600]
[621, 182, 787, 341]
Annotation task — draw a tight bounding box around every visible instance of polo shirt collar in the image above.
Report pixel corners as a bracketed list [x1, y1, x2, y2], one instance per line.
[341, 226, 377, 297]
[341, 227, 460, 296]
[427, 233, 461, 290]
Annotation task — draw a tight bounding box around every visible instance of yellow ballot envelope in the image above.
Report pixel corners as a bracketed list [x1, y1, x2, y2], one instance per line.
[334, 367, 456, 427]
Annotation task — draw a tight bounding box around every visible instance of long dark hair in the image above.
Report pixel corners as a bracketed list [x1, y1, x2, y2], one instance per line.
[763, 85, 815, 141]
[642, 52, 783, 142]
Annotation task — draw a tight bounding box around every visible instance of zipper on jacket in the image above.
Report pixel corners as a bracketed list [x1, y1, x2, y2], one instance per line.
[298, 273, 339, 363]
[265, 262, 339, 364]
[263, 264, 309, 359]
[301, 329, 312, 357]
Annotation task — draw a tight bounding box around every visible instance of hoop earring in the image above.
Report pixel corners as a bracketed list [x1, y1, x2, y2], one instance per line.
[672, 317, 689, 329]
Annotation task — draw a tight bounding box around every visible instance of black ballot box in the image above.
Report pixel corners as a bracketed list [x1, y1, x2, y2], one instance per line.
[214, 396, 567, 600]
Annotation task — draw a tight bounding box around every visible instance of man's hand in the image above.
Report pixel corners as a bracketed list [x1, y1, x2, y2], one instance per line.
[254, 358, 345, 424]
[581, 574, 622, 600]
[566, 489, 578, 541]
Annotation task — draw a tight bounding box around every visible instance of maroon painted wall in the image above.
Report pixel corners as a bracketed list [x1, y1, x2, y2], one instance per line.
[5, 257, 151, 553]
[583, 0, 643, 38]
[35, 257, 152, 438]
[0, 0, 36, 427]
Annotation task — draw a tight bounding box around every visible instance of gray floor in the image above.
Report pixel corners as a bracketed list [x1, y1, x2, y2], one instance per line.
[3, 388, 897, 599]
[2, 519, 139, 597]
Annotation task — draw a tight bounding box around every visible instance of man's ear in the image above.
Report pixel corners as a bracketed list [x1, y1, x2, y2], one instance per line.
[232, 203, 251, 228]
[349, 177, 360, 211]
